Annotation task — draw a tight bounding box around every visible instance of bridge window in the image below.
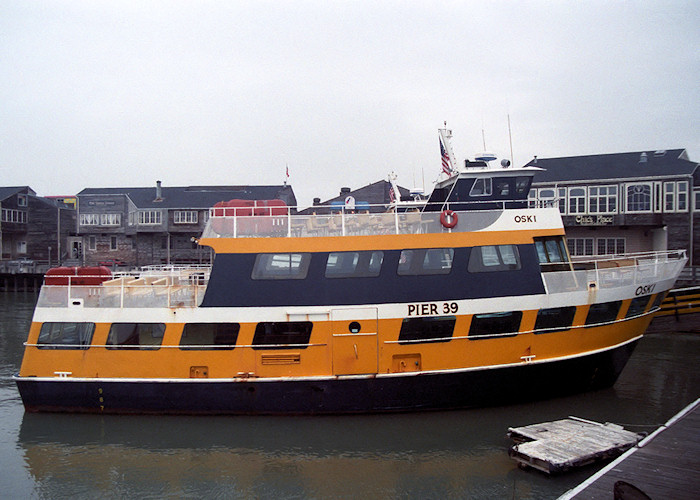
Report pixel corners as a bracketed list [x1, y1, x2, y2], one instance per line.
[106, 323, 165, 350]
[467, 245, 521, 272]
[470, 178, 492, 196]
[252, 253, 311, 280]
[325, 251, 384, 278]
[37, 322, 95, 349]
[398, 316, 456, 344]
[398, 248, 454, 275]
[179, 323, 240, 350]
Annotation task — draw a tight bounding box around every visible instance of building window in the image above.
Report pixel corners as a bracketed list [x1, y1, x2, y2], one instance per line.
[100, 213, 121, 226]
[17, 241, 27, 254]
[664, 182, 676, 212]
[138, 210, 162, 225]
[626, 183, 652, 213]
[17, 194, 27, 207]
[397, 248, 454, 275]
[677, 181, 689, 212]
[588, 186, 617, 214]
[693, 189, 700, 212]
[568, 187, 586, 214]
[174, 211, 198, 224]
[528, 189, 537, 208]
[537, 188, 556, 208]
[110, 236, 118, 251]
[568, 238, 594, 256]
[80, 213, 100, 225]
[1, 209, 27, 223]
[597, 238, 625, 255]
[88, 236, 96, 250]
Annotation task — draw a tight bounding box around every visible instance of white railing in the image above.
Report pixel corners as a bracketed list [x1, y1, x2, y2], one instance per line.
[542, 250, 687, 294]
[37, 266, 210, 308]
[202, 201, 522, 239]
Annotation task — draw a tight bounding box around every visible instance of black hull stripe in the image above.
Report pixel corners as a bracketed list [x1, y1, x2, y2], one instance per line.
[15, 339, 638, 415]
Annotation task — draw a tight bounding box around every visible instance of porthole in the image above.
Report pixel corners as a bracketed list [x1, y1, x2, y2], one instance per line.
[348, 321, 361, 333]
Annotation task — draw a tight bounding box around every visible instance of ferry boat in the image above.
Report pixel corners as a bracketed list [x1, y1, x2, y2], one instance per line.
[14, 129, 687, 414]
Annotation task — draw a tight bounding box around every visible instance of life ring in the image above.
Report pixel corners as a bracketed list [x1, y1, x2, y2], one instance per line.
[440, 209, 458, 229]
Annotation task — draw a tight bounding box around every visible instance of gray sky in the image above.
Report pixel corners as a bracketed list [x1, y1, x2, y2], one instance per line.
[2, 1, 698, 208]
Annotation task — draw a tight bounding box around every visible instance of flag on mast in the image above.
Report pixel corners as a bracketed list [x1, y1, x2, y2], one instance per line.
[440, 137, 452, 175]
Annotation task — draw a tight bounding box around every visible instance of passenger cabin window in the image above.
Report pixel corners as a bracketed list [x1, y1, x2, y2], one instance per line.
[468, 311, 522, 339]
[534, 307, 576, 334]
[37, 322, 95, 349]
[626, 296, 652, 318]
[585, 301, 622, 327]
[106, 323, 165, 350]
[252, 322, 313, 349]
[397, 248, 454, 275]
[398, 316, 456, 344]
[252, 253, 311, 280]
[650, 292, 667, 311]
[467, 245, 521, 273]
[325, 251, 384, 278]
[179, 323, 240, 350]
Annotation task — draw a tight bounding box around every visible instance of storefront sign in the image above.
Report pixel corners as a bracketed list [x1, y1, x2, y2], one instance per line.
[575, 215, 614, 226]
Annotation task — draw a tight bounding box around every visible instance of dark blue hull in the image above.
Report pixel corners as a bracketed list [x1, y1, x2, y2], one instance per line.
[15, 339, 638, 415]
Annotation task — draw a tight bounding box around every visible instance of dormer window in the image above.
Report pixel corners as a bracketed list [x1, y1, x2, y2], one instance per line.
[17, 194, 27, 207]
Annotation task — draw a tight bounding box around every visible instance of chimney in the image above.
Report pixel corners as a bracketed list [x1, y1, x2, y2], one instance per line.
[340, 187, 351, 196]
[533, 155, 538, 164]
[313, 197, 321, 205]
[155, 180, 163, 201]
[639, 152, 648, 164]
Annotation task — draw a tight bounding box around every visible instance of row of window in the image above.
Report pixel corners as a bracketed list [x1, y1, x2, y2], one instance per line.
[2, 209, 27, 223]
[36, 294, 663, 350]
[568, 237, 626, 257]
[251, 244, 525, 280]
[529, 181, 690, 215]
[81, 211, 200, 227]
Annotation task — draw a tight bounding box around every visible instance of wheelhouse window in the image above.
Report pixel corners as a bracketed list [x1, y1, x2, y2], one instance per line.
[469, 311, 522, 339]
[585, 301, 622, 326]
[106, 323, 166, 350]
[534, 307, 576, 334]
[626, 183, 652, 213]
[179, 323, 239, 350]
[37, 322, 95, 349]
[467, 245, 521, 272]
[397, 248, 454, 275]
[174, 210, 198, 224]
[138, 210, 162, 225]
[626, 295, 652, 318]
[589, 186, 617, 214]
[568, 187, 586, 214]
[534, 237, 570, 265]
[252, 253, 311, 280]
[252, 321, 313, 349]
[325, 251, 383, 278]
[398, 316, 456, 344]
[470, 178, 492, 196]
[568, 238, 594, 257]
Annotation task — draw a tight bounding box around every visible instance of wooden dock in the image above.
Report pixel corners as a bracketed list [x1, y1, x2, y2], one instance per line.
[560, 398, 700, 499]
[508, 417, 642, 475]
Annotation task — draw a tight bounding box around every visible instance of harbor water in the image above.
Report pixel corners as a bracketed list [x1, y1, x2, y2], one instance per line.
[1, 293, 698, 499]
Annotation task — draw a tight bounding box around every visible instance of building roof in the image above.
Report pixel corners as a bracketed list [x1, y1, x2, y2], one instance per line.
[526, 149, 698, 184]
[78, 184, 297, 209]
[0, 186, 35, 201]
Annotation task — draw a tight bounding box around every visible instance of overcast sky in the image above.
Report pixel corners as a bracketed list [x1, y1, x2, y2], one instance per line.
[2, 1, 698, 208]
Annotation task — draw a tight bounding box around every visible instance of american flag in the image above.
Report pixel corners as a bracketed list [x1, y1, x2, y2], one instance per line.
[389, 185, 395, 202]
[440, 138, 452, 175]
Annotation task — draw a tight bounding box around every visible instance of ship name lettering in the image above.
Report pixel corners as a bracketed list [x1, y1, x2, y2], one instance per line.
[407, 302, 458, 316]
[514, 215, 536, 223]
[635, 284, 656, 296]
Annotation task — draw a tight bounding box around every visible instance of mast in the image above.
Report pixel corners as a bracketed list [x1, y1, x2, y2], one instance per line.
[438, 125, 458, 176]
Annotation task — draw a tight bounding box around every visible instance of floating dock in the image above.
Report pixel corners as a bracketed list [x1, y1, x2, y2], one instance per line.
[508, 417, 642, 474]
[560, 398, 700, 499]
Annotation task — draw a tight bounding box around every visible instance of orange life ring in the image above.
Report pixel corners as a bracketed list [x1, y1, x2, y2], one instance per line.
[440, 209, 458, 229]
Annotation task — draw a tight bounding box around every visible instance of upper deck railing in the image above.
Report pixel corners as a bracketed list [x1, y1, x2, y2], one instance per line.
[202, 201, 531, 239]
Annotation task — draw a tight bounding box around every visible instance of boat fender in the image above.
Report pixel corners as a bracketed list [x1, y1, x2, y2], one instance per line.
[440, 209, 458, 229]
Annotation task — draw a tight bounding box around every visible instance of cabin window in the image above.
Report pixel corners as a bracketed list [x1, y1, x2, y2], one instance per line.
[397, 248, 454, 275]
[534, 237, 569, 264]
[515, 177, 531, 194]
[650, 292, 667, 311]
[534, 307, 576, 334]
[398, 316, 456, 344]
[325, 251, 384, 278]
[179, 323, 240, 350]
[252, 321, 313, 349]
[467, 245, 521, 273]
[106, 323, 166, 350]
[37, 322, 95, 349]
[584, 301, 622, 327]
[252, 253, 311, 280]
[469, 311, 522, 339]
[626, 296, 652, 318]
[470, 178, 492, 196]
